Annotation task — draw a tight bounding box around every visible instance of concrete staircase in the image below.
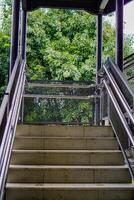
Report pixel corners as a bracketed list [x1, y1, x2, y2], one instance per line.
[6, 125, 134, 200]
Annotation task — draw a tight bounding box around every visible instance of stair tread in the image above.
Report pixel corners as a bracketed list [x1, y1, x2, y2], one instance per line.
[15, 136, 115, 139]
[9, 165, 128, 169]
[11, 149, 124, 166]
[17, 125, 112, 127]
[6, 125, 133, 199]
[12, 150, 122, 153]
[6, 183, 134, 189]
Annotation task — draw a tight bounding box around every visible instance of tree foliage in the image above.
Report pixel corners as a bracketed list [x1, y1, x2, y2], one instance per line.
[0, 30, 10, 101]
[27, 9, 96, 81]
[26, 9, 134, 82]
[27, 10, 108, 81]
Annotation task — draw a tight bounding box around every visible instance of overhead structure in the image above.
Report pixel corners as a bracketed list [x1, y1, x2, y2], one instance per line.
[116, 0, 124, 71]
[99, 0, 110, 12]
[10, 0, 20, 75]
[10, 0, 133, 76]
[22, 0, 132, 15]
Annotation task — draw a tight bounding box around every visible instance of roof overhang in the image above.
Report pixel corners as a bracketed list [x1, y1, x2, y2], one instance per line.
[22, 0, 133, 15]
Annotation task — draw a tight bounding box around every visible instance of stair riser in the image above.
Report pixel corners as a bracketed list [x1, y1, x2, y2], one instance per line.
[13, 138, 119, 150]
[11, 152, 124, 165]
[6, 125, 133, 200]
[6, 188, 134, 200]
[8, 168, 131, 183]
[16, 125, 114, 137]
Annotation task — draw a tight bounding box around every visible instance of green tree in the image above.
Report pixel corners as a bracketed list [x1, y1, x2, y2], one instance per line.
[0, 31, 10, 101]
[0, 0, 11, 100]
[27, 9, 134, 82]
[27, 9, 97, 81]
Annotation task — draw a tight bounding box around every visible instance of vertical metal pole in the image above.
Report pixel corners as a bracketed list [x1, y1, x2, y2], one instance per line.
[19, 10, 27, 124]
[116, 0, 124, 71]
[92, 100, 95, 125]
[20, 97, 24, 123]
[95, 13, 103, 125]
[21, 10, 27, 60]
[9, 0, 20, 76]
[96, 13, 103, 84]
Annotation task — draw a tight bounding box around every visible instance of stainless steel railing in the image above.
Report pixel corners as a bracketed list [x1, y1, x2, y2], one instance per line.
[99, 57, 134, 179]
[124, 53, 134, 82]
[21, 80, 98, 125]
[0, 55, 26, 200]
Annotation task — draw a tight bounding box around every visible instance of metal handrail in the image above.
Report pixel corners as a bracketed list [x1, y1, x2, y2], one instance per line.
[105, 58, 134, 112]
[103, 80, 134, 179]
[124, 60, 134, 70]
[103, 64, 134, 124]
[123, 53, 134, 81]
[100, 57, 134, 178]
[0, 56, 21, 126]
[0, 59, 25, 168]
[0, 55, 26, 200]
[22, 80, 97, 125]
[27, 82, 96, 89]
[128, 75, 134, 81]
[124, 53, 134, 62]
[23, 94, 99, 100]
[103, 80, 134, 146]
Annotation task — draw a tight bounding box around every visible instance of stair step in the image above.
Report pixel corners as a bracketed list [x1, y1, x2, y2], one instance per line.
[7, 165, 131, 183]
[11, 150, 124, 165]
[16, 125, 114, 137]
[13, 137, 119, 150]
[6, 183, 134, 200]
[6, 125, 134, 199]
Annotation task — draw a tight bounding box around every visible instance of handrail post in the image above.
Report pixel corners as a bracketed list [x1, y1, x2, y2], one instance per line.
[9, 0, 20, 77]
[19, 9, 27, 124]
[96, 13, 103, 84]
[95, 13, 103, 125]
[21, 10, 27, 60]
[116, 0, 124, 71]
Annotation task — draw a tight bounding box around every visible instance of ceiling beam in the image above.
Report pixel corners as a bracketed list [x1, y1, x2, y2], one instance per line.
[100, 0, 110, 12]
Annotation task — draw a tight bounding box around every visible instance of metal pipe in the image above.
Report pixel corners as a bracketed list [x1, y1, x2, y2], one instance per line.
[0, 60, 26, 199]
[0, 56, 21, 126]
[127, 75, 134, 81]
[111, 123, 134, 180]
[95, 14, 103, 125]
[96, 13, 103, 84]
[21, 10, 27, 60]
[124, 61, 134, 70]
[116, 0, 124, 71]
[9, 0, 20, 76]
[23, 94, 100, 100]
[108, 58, 134, 97]
[27, 82, 96, 89]
[103, 80, 134, 147]
[0, 61, 25, 170]
[124, 53, 134, 62]
[103, 64, 134, 124]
